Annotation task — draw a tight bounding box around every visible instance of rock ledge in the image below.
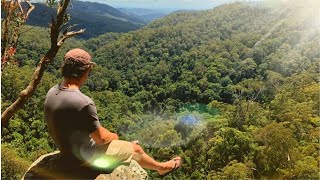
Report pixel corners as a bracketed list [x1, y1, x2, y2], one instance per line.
[23, 151, 148, 180]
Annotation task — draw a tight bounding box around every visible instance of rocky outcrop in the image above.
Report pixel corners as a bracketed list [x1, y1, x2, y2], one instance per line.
[23, 151, 148, 180]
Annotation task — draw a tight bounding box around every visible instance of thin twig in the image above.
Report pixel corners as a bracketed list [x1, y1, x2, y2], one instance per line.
[57, 29, 85, 46]
[24, 0, 35, 20]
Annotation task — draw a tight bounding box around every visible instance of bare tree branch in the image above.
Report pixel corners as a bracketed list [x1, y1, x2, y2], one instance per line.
[18, 0, 24, 13]
[24, 0, 35, 20]
[58, 29, 85, 46]
[1, 0, 35, 68]
[1, 0, 85, 126]
[1, 0, 15, 62]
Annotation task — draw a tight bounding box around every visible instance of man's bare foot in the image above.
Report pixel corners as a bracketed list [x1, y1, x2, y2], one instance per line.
[157, 157, 182, 175]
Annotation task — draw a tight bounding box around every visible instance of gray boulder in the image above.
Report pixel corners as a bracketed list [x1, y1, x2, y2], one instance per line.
[23, 151, 148, 180]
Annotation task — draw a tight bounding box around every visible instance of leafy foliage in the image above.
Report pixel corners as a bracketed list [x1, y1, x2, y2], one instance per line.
[1, 145, 31, 180]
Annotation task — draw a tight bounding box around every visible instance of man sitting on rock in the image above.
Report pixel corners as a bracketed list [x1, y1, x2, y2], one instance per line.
[44, 48, 182, 176]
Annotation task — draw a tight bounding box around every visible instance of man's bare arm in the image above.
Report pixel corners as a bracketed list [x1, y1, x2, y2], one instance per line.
[90, 126, 119, 145]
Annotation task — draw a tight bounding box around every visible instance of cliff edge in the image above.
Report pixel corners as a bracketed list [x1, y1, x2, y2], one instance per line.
[22, 151, 148, 180]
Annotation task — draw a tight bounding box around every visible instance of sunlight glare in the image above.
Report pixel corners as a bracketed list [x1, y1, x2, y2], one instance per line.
[93, 158, 111, 169]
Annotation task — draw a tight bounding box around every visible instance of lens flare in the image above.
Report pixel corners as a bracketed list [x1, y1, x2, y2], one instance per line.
[125, 103, 219, 149]
[180, 114, 199, 126]
[93, 158, 111, 169]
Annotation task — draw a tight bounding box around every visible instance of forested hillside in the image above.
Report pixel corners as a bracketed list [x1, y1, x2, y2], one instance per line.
[2, 2, 319, 179]
[23, 1, 145, 39]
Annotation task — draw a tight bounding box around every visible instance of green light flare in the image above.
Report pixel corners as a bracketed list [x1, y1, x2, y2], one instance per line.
[93, 158, 111, 169]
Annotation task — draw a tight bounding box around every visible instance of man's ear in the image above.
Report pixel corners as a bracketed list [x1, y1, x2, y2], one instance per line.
[78, 70, 90, 85]
[85, 68, 92, 76]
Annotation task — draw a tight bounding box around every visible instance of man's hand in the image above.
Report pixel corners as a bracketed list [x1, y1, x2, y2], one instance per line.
[90, 126, 119, 145]
[111, 133, 119, 140]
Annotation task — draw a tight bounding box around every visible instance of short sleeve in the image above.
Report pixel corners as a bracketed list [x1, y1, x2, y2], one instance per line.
[80, 103, 101, 133]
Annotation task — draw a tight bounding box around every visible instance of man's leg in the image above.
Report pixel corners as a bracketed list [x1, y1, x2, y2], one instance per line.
[104, 140, 181, 175]
[132, 143, 181, 175]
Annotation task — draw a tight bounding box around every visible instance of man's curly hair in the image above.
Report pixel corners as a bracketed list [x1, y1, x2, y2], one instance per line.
[61, 58, 92, 79]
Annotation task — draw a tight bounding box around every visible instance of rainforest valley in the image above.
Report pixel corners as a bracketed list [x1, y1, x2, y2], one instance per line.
[1, 1, 320, 179]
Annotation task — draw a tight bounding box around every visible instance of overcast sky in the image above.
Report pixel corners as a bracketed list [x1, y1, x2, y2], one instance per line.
[80, 0, 258, 9]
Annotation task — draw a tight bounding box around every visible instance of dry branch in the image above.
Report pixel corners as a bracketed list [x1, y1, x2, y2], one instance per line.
[58, 29, 85, 46]
[23, 0, 35, 20]
[1, 0, 35, 67]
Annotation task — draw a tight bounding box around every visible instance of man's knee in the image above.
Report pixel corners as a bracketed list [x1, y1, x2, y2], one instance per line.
[132, 144, 144, 161]
[133, 144, 144, 155]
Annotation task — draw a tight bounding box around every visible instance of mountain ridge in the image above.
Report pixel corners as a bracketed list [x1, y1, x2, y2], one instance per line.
[118, 8, 173, 23]
[23, 1, 146, 39]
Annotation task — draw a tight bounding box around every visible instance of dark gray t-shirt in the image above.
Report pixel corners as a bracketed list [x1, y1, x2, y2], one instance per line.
[44, 84, 101, 162]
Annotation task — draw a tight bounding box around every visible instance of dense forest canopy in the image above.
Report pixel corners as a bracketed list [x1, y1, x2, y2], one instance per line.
[1, 1, 320, 179]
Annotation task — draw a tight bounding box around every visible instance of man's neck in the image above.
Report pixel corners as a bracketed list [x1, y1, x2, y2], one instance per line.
[62, 79, 81, 89]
